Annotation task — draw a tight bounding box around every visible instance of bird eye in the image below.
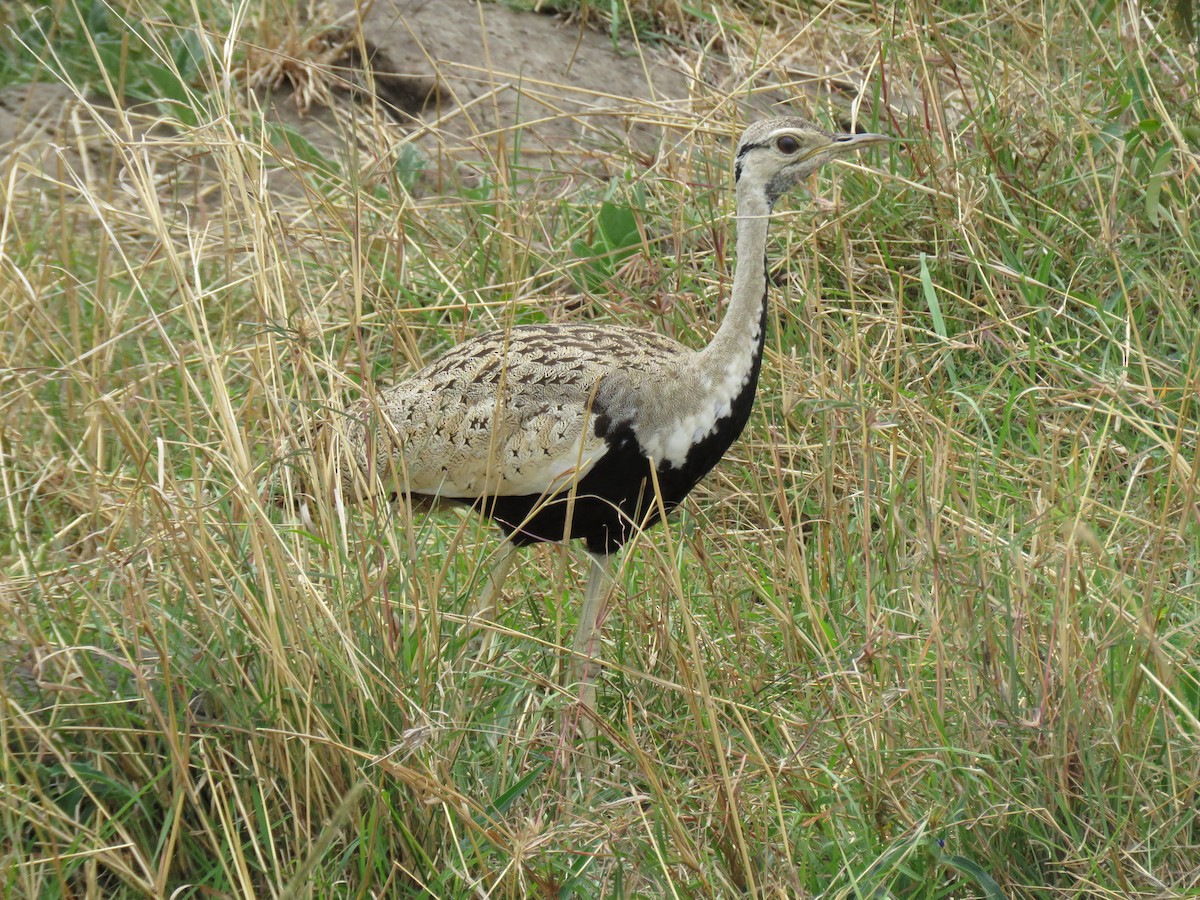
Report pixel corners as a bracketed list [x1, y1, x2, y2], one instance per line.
[775, 135, 801, 154]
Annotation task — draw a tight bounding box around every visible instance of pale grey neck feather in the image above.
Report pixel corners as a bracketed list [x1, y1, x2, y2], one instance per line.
[636, 178, 772, 468]
[698, 177, 771, 382]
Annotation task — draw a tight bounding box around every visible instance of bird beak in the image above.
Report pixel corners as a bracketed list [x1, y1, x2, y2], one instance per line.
[830, 131, 893, 152]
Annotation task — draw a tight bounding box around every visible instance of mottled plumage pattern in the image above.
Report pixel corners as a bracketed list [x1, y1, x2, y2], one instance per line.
[325, 322, 692, 497]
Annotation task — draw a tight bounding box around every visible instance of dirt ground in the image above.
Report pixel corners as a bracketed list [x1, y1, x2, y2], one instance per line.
[336, 0, 694, 151]
[1, 0, 890, 212]
[1, 2, 707, 206]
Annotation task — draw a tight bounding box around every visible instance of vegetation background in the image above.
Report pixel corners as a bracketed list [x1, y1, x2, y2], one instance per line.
[1, 0, 1199, 896]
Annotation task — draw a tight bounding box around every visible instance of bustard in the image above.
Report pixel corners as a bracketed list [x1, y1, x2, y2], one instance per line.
[294, 117, 887, 723]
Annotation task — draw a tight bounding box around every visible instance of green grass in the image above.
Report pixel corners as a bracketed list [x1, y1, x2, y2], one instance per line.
[2, 0, 1200, 896]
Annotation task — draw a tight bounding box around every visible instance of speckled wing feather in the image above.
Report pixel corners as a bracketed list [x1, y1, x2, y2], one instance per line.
[331, 322, 691, 500]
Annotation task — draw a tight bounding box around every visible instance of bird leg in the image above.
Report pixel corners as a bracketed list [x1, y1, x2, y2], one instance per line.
[569, 552, 614, 743]
[464, 541, 517, 658]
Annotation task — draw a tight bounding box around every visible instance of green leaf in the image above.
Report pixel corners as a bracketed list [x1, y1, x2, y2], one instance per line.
[484, 760, 549, 818]
[920, 253, 958, 387]
[86, 0, 112, 36]
[940, 852, 1008, 899]
[597, 201, 640, 252]
[1144, 144, 1173, 226]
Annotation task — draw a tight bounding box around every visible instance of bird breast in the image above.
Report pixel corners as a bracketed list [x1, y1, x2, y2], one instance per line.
[634, 340, 759, 470]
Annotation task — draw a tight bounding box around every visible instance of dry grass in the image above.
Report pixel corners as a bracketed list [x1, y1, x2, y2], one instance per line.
[2, 0, 1200, 896]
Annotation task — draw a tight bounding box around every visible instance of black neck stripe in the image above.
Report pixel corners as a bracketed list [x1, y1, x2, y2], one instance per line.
[735, 141, 767, 183]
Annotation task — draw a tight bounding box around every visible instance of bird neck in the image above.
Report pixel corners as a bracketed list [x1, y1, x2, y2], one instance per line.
[700, 179, 772, 375]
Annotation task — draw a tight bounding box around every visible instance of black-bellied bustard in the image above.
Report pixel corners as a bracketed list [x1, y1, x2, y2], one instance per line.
[290, 117, 888, 732]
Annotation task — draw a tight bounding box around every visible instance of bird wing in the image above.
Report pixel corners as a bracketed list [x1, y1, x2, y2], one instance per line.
[340, 323, 689, 500]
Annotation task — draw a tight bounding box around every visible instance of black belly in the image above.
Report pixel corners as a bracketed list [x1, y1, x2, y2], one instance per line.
[484, 364, 762, 554]
[484, 427, 666, 555]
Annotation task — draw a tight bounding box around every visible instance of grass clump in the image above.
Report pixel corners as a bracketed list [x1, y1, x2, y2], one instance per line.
[2, 0, 1200, 896]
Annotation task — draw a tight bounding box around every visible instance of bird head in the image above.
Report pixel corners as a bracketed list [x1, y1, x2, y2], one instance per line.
[734, 117, 890, 207]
